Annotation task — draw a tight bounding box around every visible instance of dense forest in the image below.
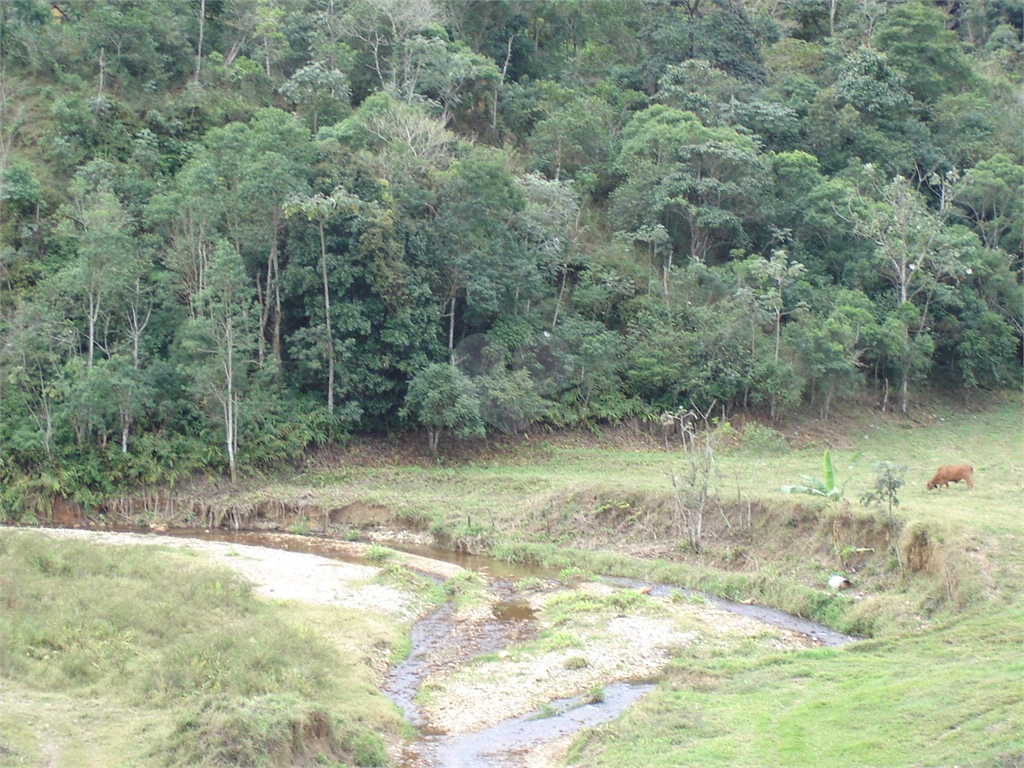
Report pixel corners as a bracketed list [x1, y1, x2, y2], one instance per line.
[0, 0, 1021, 506]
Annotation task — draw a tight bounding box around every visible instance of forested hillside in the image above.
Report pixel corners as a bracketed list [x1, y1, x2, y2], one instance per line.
[1, 0, 1021, 505]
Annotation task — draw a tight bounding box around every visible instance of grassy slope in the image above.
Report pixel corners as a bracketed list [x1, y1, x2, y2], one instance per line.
[278, 395, 1020, 536]
[568, 607, 1023, 767]
[0, 535, 410, 767]
[545, 398, 1022, 768]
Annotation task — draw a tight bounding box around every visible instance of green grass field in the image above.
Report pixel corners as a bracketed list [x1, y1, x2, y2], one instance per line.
[296, 395, 1023, 767]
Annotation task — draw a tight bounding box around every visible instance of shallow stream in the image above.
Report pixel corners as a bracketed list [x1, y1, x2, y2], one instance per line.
[158, 529, 853, 767]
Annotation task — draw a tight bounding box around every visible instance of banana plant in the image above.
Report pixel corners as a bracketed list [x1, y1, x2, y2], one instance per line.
[781, 450, 860, 502]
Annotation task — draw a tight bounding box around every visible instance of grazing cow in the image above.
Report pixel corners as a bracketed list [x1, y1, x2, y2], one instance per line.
[926, 464, 974, 490]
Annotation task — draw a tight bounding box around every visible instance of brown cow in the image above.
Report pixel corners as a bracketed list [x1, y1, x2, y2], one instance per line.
[926, 464, 974, 490]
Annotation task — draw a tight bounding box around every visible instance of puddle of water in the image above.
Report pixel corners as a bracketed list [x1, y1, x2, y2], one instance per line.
[492, 596, 535, 623]
[384, 542, 555, 581]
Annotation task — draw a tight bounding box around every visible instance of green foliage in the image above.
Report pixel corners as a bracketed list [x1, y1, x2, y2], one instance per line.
[861, 461, 908, 571]
[401, 363, 485, 452]
[611, 105, 771, 263]
[874, 1, 978, 105]
[0, 0, 1019, 499]
[861, 462, 907, 518]
[365, 543, 393, 562]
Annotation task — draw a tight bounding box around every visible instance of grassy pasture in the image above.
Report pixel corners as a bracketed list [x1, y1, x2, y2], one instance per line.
[567, 606, 1024, 768]
[278, 395, 1021, 537]
[271, 397, 1022, 609]
[0, 533, 409, 767]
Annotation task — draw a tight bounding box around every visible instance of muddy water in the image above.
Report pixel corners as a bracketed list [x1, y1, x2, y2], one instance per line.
[147, 529, 854, 765]
[383, 541, 556, 581]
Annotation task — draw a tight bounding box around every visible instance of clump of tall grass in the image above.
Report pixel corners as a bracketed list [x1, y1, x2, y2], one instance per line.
[1, 533, 336, 703]
[443, 569, 486, 608]
[163, 694, 386, 767]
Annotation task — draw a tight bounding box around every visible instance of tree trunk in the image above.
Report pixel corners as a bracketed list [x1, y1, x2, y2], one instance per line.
[195, 0, 206, 83]
[38, 367, 53, 457]
[97, 48, 105, 100]
[256, 271, 268, 367]
[491, 34, 515, 130]
[319, 221, 335, 414]
[663, 251, 673, 312]
[448, 294, 457, 364]
[271, 245, 282, 372]
[226, 391, 237, 484]
[87, 292, 97, 369]
[552, 262, 568, 329]
[224, 315, 238, 484]
[774, 307, 782, 365]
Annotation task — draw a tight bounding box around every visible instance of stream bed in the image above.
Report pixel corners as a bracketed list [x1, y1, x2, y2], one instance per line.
[377, 542, 854, 767]
[85, 528, 855, 767]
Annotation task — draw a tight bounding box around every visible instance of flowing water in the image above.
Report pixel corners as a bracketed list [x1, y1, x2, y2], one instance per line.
[413, 682, 656, 768]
